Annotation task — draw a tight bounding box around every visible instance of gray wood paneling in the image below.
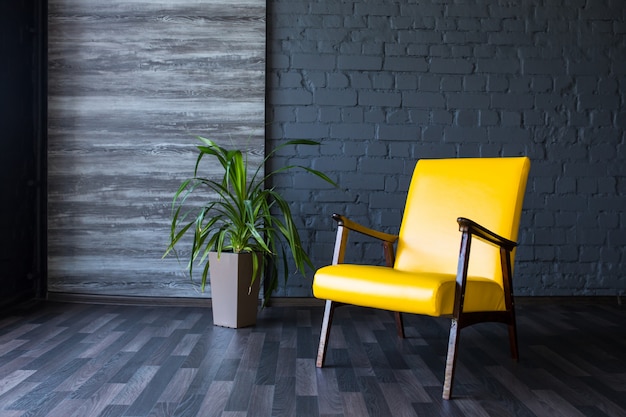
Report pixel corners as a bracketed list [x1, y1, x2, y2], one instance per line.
[47, 0, 266, 297]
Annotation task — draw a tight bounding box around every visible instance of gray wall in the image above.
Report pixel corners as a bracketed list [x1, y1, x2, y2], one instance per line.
[47, 0, 265, 297]
[47, 0, 625, 300]
[267, 0, 626, 297]
[1, 0, 46, 306]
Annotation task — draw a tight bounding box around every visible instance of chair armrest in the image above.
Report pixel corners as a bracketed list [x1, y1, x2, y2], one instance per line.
[332, 213, 398, 243]
[457, 217, 517, 251]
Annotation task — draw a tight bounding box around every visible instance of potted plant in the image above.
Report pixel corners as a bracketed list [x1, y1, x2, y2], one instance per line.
[165, 136, 336, 328]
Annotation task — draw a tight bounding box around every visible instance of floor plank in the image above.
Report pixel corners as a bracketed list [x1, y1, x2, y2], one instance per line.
[0, 300, 624, 416]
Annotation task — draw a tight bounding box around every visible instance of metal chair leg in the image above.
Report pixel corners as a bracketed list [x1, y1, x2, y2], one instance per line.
[442, 319, 461, 400]
[316, 300, 335, 368]
[395, 312, 405, 338]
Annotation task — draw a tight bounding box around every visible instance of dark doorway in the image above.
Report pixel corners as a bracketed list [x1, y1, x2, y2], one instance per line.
[0, 0, 47, 307]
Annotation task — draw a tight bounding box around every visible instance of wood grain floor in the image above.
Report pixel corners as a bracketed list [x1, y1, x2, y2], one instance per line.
[0, 299, 624, 416]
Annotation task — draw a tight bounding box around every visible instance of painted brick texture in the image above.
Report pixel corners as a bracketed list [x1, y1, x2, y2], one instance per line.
[266, 0, 626, 297]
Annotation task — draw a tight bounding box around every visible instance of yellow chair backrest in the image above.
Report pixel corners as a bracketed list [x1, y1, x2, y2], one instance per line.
[394, 157, 531, 287]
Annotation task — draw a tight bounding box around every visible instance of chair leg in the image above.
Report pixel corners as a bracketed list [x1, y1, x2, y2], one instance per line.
[316, 300, 335, 368]
[508, 317, 519, 361]
[442, 319, 461, 400]
[394, 312, 405, 338]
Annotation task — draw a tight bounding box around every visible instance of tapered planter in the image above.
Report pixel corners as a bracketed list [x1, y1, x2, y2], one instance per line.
[208, 251, 261, 328]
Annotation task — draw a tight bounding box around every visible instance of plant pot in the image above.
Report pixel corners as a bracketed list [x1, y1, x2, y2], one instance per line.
[208, 251, 261, 328]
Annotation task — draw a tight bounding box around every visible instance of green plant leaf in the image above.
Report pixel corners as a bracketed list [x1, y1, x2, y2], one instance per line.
[165, 136, 338, 306]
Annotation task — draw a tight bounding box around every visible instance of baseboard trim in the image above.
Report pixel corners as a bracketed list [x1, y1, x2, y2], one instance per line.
[45, 292, 327, 308]
[44, 292, 622, 308]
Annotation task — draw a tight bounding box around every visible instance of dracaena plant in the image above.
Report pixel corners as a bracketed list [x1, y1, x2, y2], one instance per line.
[165, 136, 336, 305]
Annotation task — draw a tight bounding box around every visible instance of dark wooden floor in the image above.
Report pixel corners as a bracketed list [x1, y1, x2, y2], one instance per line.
[0, 299, 625, 417]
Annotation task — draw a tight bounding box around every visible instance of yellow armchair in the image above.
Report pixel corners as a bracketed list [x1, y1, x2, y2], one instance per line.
[312, 157, 531, 400]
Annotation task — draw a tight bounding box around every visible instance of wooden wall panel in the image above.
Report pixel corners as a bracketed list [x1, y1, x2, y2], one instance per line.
[47, 0, 266, 297]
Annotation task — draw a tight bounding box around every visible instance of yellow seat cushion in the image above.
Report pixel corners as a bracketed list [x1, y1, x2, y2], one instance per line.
[313, 264, 506, 317]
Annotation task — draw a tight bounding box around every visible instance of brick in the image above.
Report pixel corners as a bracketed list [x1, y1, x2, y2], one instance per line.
[463, 75, 486, 91]
[372, 73, 394, 89]
[323, 15, 342, 28]
[441, 76, 462, 91]
[447, 4, 489, 17]
[491, 93, 533, 110]
[358, 91, 401, 107]
[319, 107, 341, 123]
[280, 72, 303, 88]
[476, 58, 520, 74]
[406, 44, 429, 56]
[591, 110, 613, 127]
[429, 45, 451, 57]
[292, 54, 335, 70]
[284, 122, 328, 139]
[522, 111, 545, 126]
[451, 45, 473, 57]
[403, 92, 445, 109]
[387, 109, 410, 124]
[309, 2, 354, 15]
[523, 59, 566, 75]
[500, 111, 521, 126]
[293, 172, 337, 190]
[339, 42, 361, 55]
[444, 127, 487, 142]
[578, 94, 620, 111]
[408, 109, 429, 124]
[338, 55, 382, 70]
[330, 123, 375, 140]
[569, 59, 610, 76]
[534, 212, 555, 227]
[369, 192, 406, 210]
[312, 157, 357, 172]
[389, 142, 411, 158]
[597, 78, 618, 95]
[481, 18, 503, 32]
[395, 74, 418, 90]
[378, 125, 421, 141]
[327, 73, 349, 88]
[270, 53, 290, 69]
[455, 110, 478, 126]
[366, 142, 387, 156]
[360, 159, 403, 175]
[354, 3, 400, 16]
[341, 107, 363, 123]
[448, 93, 490, 109]
[296, 107, 317, 123]
[271, 107, 296, 123]
[429, 58, 474, 74]
[480, 110, 499, 126]
[383, 57, 428, 72]
[364, 108, 385, 123]
[385, 43, 406, 56]
[489, 32, 533, 46]
[344, 15, 367, 29]
[486, 76, 509, 92]
[269, 89, 313, 105]
[432, 110, 453, 125]
[314, 89, 357, 106]
[457, 18, 482, 31]
[401, 30, 443, 44]
[362, 42, 385, 55]
[418, 75, 442, 91]
[340, 173, 385, 191]
[487, 127, 531, 143]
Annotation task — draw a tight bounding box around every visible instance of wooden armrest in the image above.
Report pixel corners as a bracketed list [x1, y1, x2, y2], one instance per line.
[332, 213, 398, 243]
[457, 217, 517, 251]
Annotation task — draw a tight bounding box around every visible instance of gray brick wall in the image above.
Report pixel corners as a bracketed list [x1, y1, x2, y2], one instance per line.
[266, 0, 626, 298]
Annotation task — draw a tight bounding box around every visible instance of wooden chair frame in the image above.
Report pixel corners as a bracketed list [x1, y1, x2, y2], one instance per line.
[316, 213, 520, 400]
